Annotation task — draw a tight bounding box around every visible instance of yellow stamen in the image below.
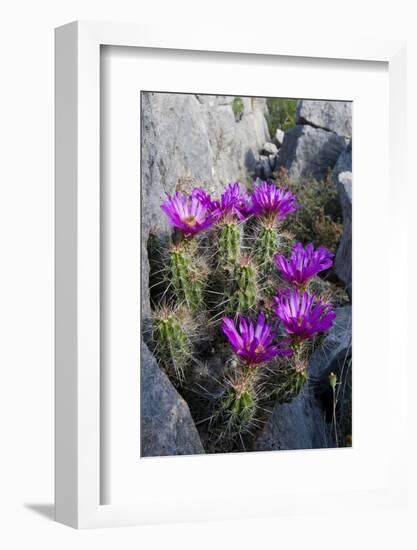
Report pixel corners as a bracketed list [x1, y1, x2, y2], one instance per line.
[183, 215, 197, 226]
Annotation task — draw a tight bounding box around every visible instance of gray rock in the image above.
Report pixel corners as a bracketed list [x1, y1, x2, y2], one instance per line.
[309, 306, 352, 395]
[277, 125, 346, 180]
[333, 142, 352, 294]
[141, 341, 205, 457]
[261, 141, 278, 156]
[255, 390, 333, 451]
[274, 128, 285, 148]
[269, 154, 277, 169]
[296, 100, 352, 139]
[255, 155, 272, 179]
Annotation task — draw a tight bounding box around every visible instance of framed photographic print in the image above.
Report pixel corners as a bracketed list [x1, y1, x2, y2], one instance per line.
[55, 21, 408, 528]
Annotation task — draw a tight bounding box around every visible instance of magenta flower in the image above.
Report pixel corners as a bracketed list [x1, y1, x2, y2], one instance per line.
[274, 242, 334, 287]
[221, 311, 292, 366]
[161, 190, 220, 237]
[193, 183, 251, 221]
[273, 289, 336, 341]
[218, 182, 251, 221]
[191, 187, 217, 211]
[250, 181, 299, 221]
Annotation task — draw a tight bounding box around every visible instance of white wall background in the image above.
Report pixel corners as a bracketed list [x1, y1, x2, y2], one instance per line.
[0, 1, 416, 548]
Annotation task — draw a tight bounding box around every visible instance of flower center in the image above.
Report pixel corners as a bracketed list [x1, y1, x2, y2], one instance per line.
[183, 215, 197, 226]
[255, 344, 265, 354]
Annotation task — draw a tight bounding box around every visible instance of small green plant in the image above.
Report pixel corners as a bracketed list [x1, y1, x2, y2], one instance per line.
[232, 97, 244, 121]
[275, 168, 343, 254]
[266, 98, 298, 134]
[329, 371, 339, 447]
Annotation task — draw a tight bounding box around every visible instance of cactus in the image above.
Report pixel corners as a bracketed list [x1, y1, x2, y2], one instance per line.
[255, 224, 279, 273]
[149, 180, 341, 453]
[271, 356, 308, 404]
[169, 244, 205, 313]
[228, 257, 257, 315]
[152, 307, 191, 383]
[218, 222, 241, 267]
[219, 371, 258, 438]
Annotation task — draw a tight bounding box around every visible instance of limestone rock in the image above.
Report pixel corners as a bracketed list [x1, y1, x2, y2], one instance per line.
[333, 142, 352, 294]
[309, 306, 352, 395]
[277, 125, 346, 180]
[141, 341, 205, 457]
[255, 391, 332, 451]
[261, 141, 278, 156]
[274, 128, 285, 147]
[296, 100, 352, 139]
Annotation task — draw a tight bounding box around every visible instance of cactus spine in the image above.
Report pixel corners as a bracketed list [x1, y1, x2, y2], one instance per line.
[170, 244, 204, 313]
[221, 370, 258, 435]
[229, 258, 257, 315]
[152, 310, 191, 383]
[256, 224, 279, 272]
[218, 222, 241, 267]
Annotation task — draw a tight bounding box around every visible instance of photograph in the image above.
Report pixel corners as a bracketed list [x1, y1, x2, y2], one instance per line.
[140, 91, 352, 457]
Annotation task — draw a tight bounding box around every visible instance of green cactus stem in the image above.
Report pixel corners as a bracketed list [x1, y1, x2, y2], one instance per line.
[255, 225, 279, 273]
[222, 374, 257, 435]
[218, 222, 241, 267]
[227, 258, 257, 315]
[272, 359, 308, 403]
[152, 311, 191, 382]
[169, 246, 204, 313]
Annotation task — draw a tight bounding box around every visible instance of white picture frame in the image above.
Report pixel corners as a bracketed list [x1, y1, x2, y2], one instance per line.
[55, 21, 407, 529]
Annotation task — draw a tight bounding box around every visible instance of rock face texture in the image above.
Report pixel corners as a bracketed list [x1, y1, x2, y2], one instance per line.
[333, 142, 352, 295]
[255, 307, 351, 451]
[141, 342, 205, 457]
[274, 128, 285, 148]
[255, 391, 332, 451]
[296, 100, 352, 139]
[141, 92, 270, 320]
[309, 306, 352, 394]
[276, 99, 351, 181]
[277, 125, 346, 180]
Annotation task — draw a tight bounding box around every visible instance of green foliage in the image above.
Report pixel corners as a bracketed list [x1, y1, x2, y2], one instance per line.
[232, 97, 244, 121]
[275, 169, 343, 254]
[266, 98, 298, 134]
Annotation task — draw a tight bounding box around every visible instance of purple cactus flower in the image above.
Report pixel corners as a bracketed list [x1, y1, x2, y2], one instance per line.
[274, 242, 334, 287]
[193, 183, 251, 221]
[161, 190, 220, 237]
[191, 187, 217, 211]
[250, 181, 299, 222]
[218, 182, 252, 221]
[273, 289, 336, 341]
[221, 311, 292, 366]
